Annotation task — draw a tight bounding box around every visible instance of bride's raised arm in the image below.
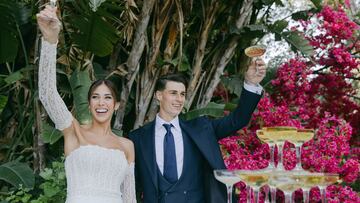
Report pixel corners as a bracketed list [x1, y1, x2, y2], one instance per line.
[37, 5, 73, 131]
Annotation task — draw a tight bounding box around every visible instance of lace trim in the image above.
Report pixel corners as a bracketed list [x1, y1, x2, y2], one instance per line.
[120, 163, 136, 203]
[38, 38, 73, 130]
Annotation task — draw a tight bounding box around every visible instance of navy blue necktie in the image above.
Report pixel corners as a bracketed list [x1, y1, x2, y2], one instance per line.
[163, 123, 178, 183]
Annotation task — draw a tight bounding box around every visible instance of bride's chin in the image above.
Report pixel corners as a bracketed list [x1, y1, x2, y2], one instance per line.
[92, 116, 112, 124]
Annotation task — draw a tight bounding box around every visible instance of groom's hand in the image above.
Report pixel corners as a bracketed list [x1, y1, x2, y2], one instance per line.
[244, 58, 266, 86]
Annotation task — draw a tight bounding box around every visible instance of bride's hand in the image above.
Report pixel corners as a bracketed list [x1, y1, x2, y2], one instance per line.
[36, 5, 60, 44]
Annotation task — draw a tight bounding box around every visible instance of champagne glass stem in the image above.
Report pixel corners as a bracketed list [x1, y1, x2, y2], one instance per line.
[226, 184, 233, 203]
[291, 192, 295, 203]
[277, 143, 285, 170]
[320, 187, 326, 203]
[263, 185, 270, 203]
[294, 145, 302, 170]
[270, 187, 276, 203]
[269, 144, 275, 169]
[246, 186, 251, 203]
[253, 188, 260, 203]
[302, 189, 310, 203]
[284, 192, 291, 203]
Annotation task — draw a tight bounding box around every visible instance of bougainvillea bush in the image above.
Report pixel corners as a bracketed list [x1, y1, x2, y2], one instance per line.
[219, 5, 360, 203]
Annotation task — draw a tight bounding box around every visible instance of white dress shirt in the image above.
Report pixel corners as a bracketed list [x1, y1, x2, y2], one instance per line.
[155, 115, 184, 178]
[154, 82, 262, 178]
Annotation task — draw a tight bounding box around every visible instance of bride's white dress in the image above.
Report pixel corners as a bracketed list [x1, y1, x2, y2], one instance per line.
[38, 39, 136, 203]
[65, 145, 135, 203]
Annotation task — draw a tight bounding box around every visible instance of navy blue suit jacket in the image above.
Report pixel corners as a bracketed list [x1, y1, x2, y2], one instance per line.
[129, 88, 262, 203]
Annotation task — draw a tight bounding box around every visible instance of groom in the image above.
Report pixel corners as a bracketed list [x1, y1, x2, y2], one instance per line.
[129, 59, 266, 203]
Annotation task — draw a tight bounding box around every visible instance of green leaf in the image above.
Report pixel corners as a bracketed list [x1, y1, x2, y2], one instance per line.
[4, 71, 23, 85]
[39, 168, 53, 180]
[41, 122, 62, 144]
[310, 0, 322, 9]
[0, 1, 31, 63]
[67, 2, 119, 57]
[69, 70, 92, 124]
[89, 0, 106, 12]
[282, 31, 314, 57]
[181, 102, 225, 120]
[41, 182, 60, 197]
[221, 75, 243, 97]
[0, 95, 7, 115]
[268, 20, 288, 33]
[261, 0, 275, 6]
[246, 24, 266, 31]
[274, 0, 284, 6]
[0, 27, 18, 63]
[292, 8, 319, 21]
[0, 161, 35, 189]
[0, 0, 19, 63]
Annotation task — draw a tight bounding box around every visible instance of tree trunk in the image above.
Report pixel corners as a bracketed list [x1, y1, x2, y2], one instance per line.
[33, 28, 46, 172]
[198, 0, 254, 107]
[186, 1, 219, 109]
[113, 0, 156, 131]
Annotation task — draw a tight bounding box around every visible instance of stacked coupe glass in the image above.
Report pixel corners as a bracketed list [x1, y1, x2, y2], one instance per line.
[214, 127, 341, 203]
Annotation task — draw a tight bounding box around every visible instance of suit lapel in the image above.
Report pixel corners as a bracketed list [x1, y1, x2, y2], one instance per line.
[139, 121, 159, 191]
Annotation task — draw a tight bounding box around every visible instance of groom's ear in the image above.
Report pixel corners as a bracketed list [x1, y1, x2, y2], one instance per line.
[155, 90, 162, 101]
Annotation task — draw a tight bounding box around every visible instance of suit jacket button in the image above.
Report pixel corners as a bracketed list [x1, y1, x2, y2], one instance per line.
[183, 191, 187, 194]
[165, 192, 168, 196]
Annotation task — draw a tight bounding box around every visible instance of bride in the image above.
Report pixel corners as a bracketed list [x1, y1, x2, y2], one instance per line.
[37, 5, 136, 203]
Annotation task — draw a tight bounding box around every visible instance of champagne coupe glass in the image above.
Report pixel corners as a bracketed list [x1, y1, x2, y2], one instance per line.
[244, 45, 266, 75]
[287, 129, 314, 171]
[270, 171, 300, 203]
[256, 130, 276, 202]
[256, 130, 276, 169]
[237, 169, 271, 203]
[260, 127, 297, 171]
[300, 172, 325, 203]
[318, 173, 341, 203]
[214, 170, 241, 203]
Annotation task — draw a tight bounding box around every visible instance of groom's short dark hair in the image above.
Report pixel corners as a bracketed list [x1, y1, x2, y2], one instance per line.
[155, 73, 188, 92]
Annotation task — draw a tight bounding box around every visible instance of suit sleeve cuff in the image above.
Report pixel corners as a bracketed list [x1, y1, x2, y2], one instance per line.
[243, 81, 263, 95]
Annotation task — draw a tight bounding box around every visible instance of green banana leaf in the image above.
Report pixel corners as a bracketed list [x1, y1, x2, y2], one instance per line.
[66, 0, 120, 57]
[282, 31, 314, 57]
[0, 161, 34, 189]
[0, 0, 31, 63]
[220, 75, 243, 97]
[69, 70, 92, 125]
[268, 20, 314, 57]
[181, 102, 226, 120]
[0, 0, 19, 63]
[41, 122, 62, 145]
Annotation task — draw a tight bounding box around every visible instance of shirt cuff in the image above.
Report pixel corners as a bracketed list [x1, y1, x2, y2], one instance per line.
[243, 81, 263, 95]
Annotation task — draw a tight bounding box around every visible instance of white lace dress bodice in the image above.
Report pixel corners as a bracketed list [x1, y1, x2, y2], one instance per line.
[65, 145, 136, 203]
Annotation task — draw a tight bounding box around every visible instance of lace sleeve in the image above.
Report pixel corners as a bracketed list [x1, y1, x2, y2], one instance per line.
[121, 163, 136, 203]
[38, 38, 73, 130]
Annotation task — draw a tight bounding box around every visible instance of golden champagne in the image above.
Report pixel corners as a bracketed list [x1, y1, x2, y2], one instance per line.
[215, 176, 242, 185]
[214, 170, 242, 185]
[257, 127, 314, 144]
[286, 129, 314, 144]
[238, 174, 269, 188]
[256, 128, 297, 144]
